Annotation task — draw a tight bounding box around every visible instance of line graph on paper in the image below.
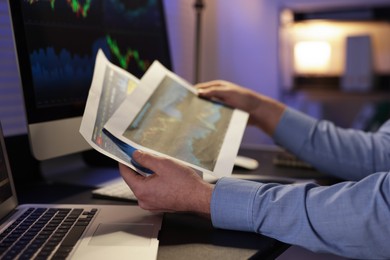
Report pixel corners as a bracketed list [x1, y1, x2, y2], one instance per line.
[123, 76, 234, 171]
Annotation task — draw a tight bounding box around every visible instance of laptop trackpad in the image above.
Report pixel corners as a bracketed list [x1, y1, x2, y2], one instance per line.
[89, 223, 154, 246]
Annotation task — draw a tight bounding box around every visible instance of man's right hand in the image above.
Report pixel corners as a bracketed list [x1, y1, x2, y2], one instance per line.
[119, 150, 213, 217]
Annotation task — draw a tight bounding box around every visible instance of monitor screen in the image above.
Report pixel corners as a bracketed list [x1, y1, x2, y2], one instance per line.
[8, 0, 172, 160]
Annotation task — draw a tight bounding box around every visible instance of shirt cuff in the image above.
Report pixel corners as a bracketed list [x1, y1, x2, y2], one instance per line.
[211, 177, 263, 232]
[273, 107, 317, 154]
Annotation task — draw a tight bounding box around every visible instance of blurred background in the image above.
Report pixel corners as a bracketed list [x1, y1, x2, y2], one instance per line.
[1, 0, 389, 146]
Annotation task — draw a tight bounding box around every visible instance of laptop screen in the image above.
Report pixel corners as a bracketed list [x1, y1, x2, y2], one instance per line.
[0, 123, 18, 220]
[0, 150, 13, 204]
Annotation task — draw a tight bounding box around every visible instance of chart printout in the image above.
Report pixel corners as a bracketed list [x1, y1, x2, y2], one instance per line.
[105, 61, 249, 177]
[80, 50, 139, 167]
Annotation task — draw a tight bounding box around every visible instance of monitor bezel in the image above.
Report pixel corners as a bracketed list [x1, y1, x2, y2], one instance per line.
[7, 0, 173, 160]
[0, 121, 18, 220]
[9, 0, 173, 124]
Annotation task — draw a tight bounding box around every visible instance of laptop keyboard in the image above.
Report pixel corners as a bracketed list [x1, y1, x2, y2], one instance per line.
[0, 207, 97, 260]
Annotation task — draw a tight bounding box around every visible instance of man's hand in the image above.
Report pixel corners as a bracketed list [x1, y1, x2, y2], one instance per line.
[196, 80, 261, 117]
[119, 150, 213, 217]
[196, 80, 286, 136]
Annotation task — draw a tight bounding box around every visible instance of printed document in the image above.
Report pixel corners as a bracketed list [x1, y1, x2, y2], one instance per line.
[81, 50, 249, 178]
[80, 50, 139, 167]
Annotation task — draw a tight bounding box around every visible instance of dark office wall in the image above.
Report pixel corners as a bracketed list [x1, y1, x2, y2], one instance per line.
[0, 0, 27, 136]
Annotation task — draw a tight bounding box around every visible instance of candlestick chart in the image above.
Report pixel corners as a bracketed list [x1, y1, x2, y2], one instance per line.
[106, 35, 150, 72]
[27, 0, 94, 18]
[20, 0, 171, 108]
[107, 0, 156, 19]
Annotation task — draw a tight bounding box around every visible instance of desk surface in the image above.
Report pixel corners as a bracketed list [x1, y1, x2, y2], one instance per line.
[14, 146, 333, 260]
[235, 146, 332, 181]
[16, 182, 289, 260]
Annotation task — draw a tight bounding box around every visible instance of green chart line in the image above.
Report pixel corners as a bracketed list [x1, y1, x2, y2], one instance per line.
[49, 0, 92, 18]
[106, 35, 149, 71]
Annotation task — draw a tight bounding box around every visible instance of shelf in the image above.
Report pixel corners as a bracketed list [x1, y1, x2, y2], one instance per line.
[284, 89, 390, 103]
[292, 5, 390, 22]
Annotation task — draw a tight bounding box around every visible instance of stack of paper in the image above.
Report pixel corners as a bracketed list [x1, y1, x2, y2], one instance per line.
[80, 50, 248, 178]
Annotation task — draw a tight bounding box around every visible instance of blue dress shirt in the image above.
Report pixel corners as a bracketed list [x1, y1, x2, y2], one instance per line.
[210, 108, 390, 259]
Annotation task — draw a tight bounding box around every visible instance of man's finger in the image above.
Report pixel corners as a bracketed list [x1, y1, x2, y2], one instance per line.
[132, 150, 165, 173]
[119, 163, 145, 189]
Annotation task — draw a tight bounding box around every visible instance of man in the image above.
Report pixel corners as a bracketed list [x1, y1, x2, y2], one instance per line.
[119, 80, 390, 259]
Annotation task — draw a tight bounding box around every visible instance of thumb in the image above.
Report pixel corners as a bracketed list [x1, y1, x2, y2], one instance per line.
[132, 150, 161, 173]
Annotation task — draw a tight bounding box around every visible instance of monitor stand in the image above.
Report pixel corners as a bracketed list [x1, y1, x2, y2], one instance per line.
[4, 134, 42, 186]
[39, 150, 122, 188]
[5, 134, 121, 188]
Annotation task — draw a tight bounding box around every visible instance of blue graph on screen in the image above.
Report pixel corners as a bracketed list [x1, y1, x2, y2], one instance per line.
[104, 0, 160, 29]
[31, 48, 91, 87]
[108, 0, 156, 19]
[29, 38, 111, 106]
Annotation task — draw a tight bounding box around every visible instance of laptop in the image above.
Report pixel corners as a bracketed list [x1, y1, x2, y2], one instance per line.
[0, 122, 162, 260]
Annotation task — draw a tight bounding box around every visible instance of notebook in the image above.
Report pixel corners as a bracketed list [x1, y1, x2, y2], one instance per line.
[0, 122, 162, 260]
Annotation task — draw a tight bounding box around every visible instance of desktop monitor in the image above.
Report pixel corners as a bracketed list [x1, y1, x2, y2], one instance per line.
[8, 0, 172, 161]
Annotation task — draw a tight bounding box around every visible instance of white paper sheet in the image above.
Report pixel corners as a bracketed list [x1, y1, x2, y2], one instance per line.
[104, 60, 249, 178]
[80, 49, 140, 169]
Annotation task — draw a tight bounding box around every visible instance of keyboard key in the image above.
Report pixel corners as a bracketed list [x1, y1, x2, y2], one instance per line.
[0, 207, 93, 259]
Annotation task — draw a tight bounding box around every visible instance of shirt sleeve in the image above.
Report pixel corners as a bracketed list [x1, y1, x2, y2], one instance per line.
[273, 108, 390, 181]
[211, 173, 390, 259]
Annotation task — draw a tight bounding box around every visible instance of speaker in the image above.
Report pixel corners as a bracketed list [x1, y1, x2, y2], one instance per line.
[342, 35, 373, 92]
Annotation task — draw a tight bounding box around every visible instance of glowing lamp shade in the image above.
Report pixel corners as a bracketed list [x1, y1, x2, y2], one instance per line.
[294, 41, 331, 74]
